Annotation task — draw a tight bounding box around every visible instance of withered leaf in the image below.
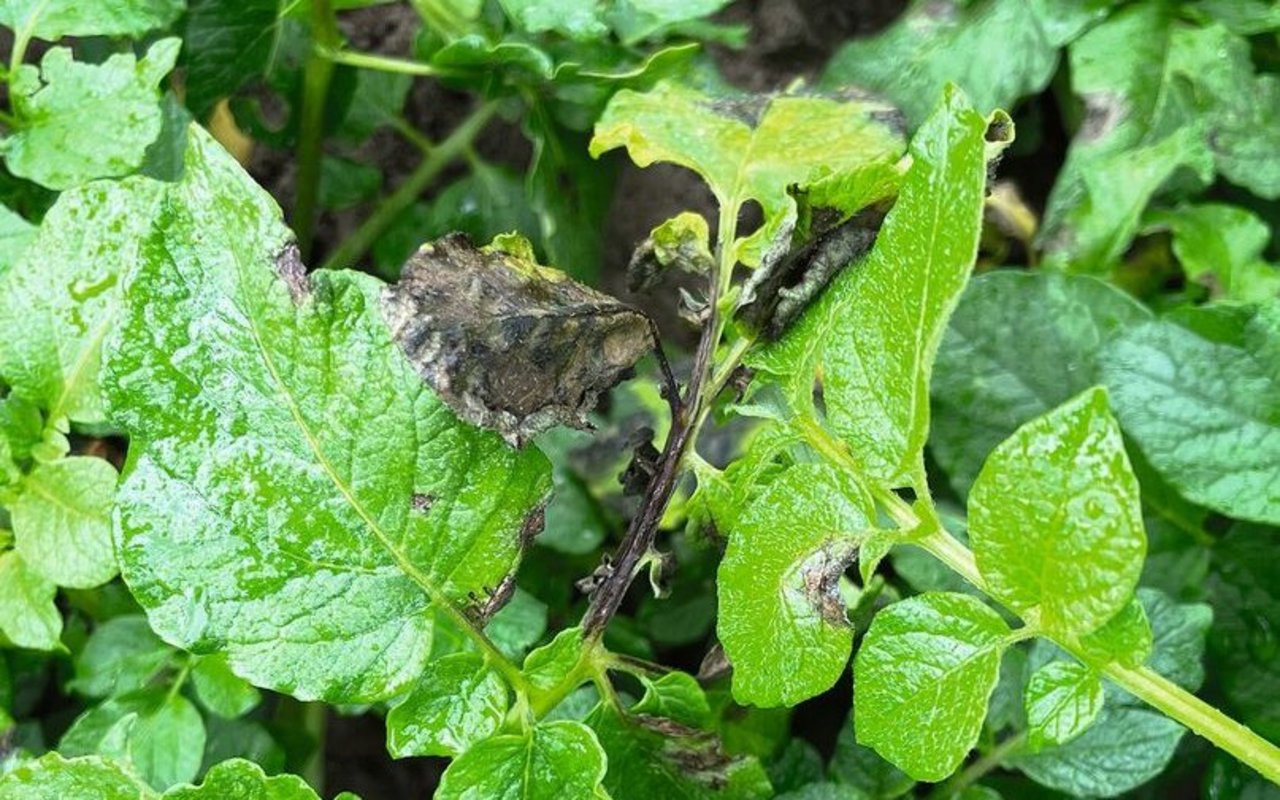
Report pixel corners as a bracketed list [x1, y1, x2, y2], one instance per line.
[382, 233, 655, 446]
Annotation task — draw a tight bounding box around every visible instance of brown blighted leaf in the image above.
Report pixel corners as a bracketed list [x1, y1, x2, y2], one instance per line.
[382, 233, 655, 446]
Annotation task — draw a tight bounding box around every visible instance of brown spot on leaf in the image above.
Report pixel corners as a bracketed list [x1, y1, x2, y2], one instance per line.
[1078, 93, 1127, 143]
[411, 493, 434, 513]
[275, 241, 310, 303]
[519, 502, 546, 549]
[800, 540, 858, 627]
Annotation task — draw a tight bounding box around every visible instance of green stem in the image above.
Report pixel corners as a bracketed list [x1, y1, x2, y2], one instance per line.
[321, 102, 497, 271]
[166, 658, 194, 703]
[930, 734, 1026, 799]
[294, 0, 342, 261]
[299, 701, 328, 792]
[320, 48, 444, 78]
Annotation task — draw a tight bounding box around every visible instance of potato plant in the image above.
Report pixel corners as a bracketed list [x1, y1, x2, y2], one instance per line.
[0, 1, 1278, 798]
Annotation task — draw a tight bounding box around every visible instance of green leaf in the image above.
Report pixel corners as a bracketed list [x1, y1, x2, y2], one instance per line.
[0, 754, 153, 800]
[338, 69, 412, 142]
[586, 702, 773, 800]
[1076, 595, 1153, 669]
[436, 720, 609, 799]
[522, 627, 585, 692]
[968, 387, 1146, 636]
[164, 758, 323, 799]
[632, 671, 711, 728]
[201, 717, 286, 777]
[499, 0, 607, 40]
[182, 0, 283, 119]
[70, 615, 174, 699]
[590, 81, 905, 267]
[931, 271, 1152, 496]
[0, 170, 166, 428]
[1024, 661, 1103, 750]
[0, 549, 61, 650]
[0, 0, 182, 40]
[0, 205, 35, 274]
[318, 156, 381, 210]
[854, 592, 1011, 782]
[11, 456, 118, 588]
[385, 652, 507, 758]
[102, 128, 551, 703]
[821, 0, 1066, 127]
[527, 120, 614, 281]
[718, 463, 874, 707]
[190, 654, 261, 718]
[1146, 204, 1280, 302]
[1013, 705, 1183, 796]
[62, 690, 206, 790]
[776, 785, 869, 800]
[1100, 305, 1280, 525]
[751, 89, 1007, 484]
[829, 717, 914, 799]
[1208, 523, 1280, 741]
[485, 586, 548, 659]
[4, 39, 181, 190]
[1012, 588, 1208, 796]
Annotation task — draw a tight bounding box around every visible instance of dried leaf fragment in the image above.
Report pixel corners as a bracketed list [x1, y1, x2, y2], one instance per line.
[383, 233, 655, 446]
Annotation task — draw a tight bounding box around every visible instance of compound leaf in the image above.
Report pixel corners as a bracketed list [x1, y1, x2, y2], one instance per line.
[4, 39, 180, 190]
[102, 128, 550, 703]
[854, 592, 1010, 782]
[968, 387, 1146, 636]
[718, 463, 874, 707]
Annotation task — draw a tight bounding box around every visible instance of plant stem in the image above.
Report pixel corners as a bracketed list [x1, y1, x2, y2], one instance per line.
[320, 48, 444, 78]
[321, 102, 497, 271]
[1098, 662, 1280, 785]
[294, 0, 341, 261]
[581, 202, 740, 639]
[299, 701, 328, 793]
[930, 733, 1025, 799]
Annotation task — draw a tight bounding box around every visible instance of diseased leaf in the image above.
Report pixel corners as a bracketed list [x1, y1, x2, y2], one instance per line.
[190, 654, 261, 719]
[103, 128, 551, 703]
[1024, 661, 1103, 750]
[1101, 305, 1280, 525]
[968, 387, 1146, 636]
[822, 0, 1069, 127]
[70, 615, 174, 699]
[436, 720, 609, 799]
[718, 463, 873, 707]
[585, 672, 770, 799]
[590, 81, 905, 267]
[854, 592, 1010, 782]
[385, 652, 507, 758]
[931, 271, 1152, 496]
[4, 39, 181, 190]
[750, 89, 1008, 483]
[0, 0, 182, 40]
[0, 550, 61, 650]
[164, 758, 324, 799]
[0, 174, 165, 426]
[0, 753, 153, 800]
[382, 232, 654, 446]
[11, 456, 118, 588]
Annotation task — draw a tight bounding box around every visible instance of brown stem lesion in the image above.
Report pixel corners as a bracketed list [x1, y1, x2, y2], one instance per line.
[581, 205, 741, 640]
